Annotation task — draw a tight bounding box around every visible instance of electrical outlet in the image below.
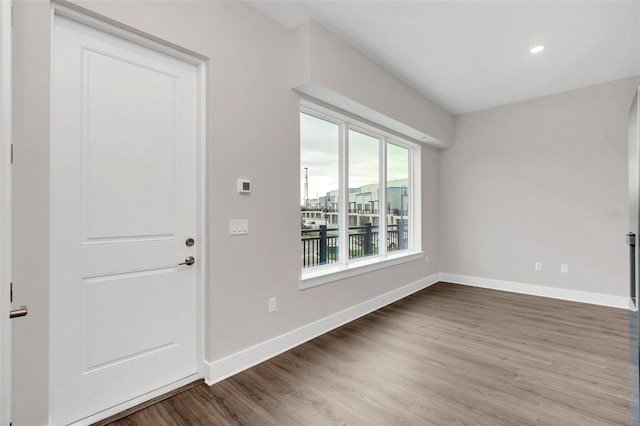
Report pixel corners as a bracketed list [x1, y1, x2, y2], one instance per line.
[561, 264, 569, 273]
[535, 262, 543, 271]
[268, 297, 277, 313]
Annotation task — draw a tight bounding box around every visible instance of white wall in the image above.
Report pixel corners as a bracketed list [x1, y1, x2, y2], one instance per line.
[290, 21, 454, 147]
[11, 1, 441, 424]
[439, 75, 640, 298]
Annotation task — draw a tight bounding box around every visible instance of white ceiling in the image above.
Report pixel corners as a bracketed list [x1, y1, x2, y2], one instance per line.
[248, 0, 640, 115]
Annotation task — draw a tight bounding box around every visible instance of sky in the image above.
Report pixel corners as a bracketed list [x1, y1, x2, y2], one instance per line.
[300, 112, 408, 204]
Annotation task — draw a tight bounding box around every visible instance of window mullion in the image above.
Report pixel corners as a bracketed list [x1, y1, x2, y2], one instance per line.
[379, 137, 387, 257]
[408, 145, 420, 252]
[408, 147, 413, 251]
[339, 121, 349, 265]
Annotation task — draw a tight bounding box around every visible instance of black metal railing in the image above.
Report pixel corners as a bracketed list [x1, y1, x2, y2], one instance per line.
[301, 206, 339, 213]
[301, 223, 408, 268]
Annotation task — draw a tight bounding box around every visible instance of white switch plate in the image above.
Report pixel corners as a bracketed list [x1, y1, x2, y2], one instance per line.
[229, 219, 248, 235]
[561, 264, 569, 273]
[268, 297, 277, 313]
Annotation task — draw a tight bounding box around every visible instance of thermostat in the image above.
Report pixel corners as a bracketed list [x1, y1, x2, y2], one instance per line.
[237, 179, 251, 193]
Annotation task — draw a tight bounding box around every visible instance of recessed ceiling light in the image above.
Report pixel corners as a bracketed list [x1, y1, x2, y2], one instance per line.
[530, 45, 545, 54]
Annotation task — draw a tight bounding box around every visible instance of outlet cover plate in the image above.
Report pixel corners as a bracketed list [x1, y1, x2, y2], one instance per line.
[229, 219, 248, 235]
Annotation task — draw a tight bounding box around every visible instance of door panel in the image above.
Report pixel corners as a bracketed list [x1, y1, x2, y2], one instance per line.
[81, 268, 179, 373]
[83, 48, 178, 241]
[51, 14, 199, 425]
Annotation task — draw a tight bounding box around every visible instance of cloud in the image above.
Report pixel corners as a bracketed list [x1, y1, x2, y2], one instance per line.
[300, 113, 409, 203]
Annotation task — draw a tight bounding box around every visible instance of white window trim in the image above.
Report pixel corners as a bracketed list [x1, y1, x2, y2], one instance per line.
[300, 100, 423, 289]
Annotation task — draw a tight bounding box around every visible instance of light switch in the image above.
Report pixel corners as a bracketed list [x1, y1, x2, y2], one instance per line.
[229, 219, 249, 235]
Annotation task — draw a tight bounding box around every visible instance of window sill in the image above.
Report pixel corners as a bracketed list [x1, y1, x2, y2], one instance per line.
[299, 251, 425, 290]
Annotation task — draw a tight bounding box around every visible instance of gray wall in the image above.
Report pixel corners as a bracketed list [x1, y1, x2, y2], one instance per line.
[12, 2, 52, 423]
[11, 1, 440, 424]
[439, 75, 640, 297]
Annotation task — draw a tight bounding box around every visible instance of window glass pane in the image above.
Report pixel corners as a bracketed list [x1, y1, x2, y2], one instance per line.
[387, 143, 409, 252]
[348, 129, 379, 260]
[300, 113, 340, 268]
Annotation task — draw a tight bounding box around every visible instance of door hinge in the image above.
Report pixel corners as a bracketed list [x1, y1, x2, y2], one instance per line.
[10, 144, 13, 164]
[10, 282, 13, 303]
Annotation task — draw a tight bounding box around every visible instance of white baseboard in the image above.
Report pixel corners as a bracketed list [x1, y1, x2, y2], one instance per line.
[439, 273, 628, 309]
[204, 273, 440, 386]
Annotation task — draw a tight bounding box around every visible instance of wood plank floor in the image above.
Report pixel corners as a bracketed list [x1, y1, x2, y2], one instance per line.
[104, 282, 631, 426]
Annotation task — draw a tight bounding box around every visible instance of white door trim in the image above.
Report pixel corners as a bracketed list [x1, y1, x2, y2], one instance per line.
[0, 1, 12, 425]
[50, 5, 207, 425]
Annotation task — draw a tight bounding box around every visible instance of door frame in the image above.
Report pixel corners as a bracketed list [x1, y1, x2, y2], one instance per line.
[50, 5, 207, 425]
[0, 1, 11, 425]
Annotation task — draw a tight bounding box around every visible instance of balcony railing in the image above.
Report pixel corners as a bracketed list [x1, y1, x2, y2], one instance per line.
[301, 206, 339, 213]
[301, 223, 408, 268]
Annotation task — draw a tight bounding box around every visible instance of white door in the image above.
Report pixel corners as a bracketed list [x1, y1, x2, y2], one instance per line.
[51, 14, 200, 425]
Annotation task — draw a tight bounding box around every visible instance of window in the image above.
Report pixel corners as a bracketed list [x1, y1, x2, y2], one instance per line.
[300, 112, 340, 267]
[348, 129, 379, 260]
[300, 103, 422, 287]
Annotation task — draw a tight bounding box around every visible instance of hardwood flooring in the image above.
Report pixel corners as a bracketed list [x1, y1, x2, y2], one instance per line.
[104, 282, 631, 425]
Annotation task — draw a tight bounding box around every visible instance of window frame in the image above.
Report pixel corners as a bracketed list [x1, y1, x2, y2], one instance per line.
[300, 100, 423, 289]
